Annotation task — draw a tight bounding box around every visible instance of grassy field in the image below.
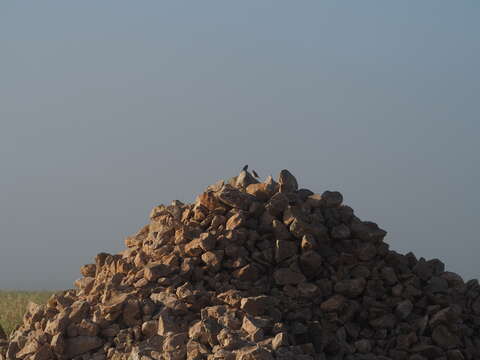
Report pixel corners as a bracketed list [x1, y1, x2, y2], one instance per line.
[0, 291, 53, 336]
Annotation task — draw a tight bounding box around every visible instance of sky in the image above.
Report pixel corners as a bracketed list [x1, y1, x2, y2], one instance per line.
[0, 1, 478, 290]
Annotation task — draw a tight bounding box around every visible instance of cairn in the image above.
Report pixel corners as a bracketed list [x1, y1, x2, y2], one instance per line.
[2, 169, 480, 360]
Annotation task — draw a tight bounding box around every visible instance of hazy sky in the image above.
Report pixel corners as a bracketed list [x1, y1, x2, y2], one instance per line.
[0, 2, 478, 290]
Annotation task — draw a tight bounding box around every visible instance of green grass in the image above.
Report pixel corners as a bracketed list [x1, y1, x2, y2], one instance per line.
[0, 291, 53, 337]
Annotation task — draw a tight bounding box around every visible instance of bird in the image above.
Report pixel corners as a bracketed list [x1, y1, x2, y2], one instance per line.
[242, 165, 248, 171]
[252, 170, 259, 178]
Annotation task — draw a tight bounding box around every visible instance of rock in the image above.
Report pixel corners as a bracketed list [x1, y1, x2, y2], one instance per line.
[272, 220, 291, 241]
[201, 251, 223, 269]
[122, 299, 140, 326]
[50, 333, 65, 355]
[272, 332, 289, 350]
[226, 212, 248, 230]
[297, 282, 319, 297]
[141, 320, 158, 338]
[395, 299, 413, 319]
[275, 240, 297, 263]
[163, 332, 188, 352]
[354, 339, 372, 353]
[299, 250, 323, 277]
[320, 295, 346, 312]
[233, 264, 260, 282]
[265, 193, 289, 216]
[240, 296, 270, 316]
[236, 170, 259, 189]
[217, 185, 256, 210]
[197, 191, 221, 211]
[334, 278, 366, 297]
[369, 314, 396, 329]
[357, 242, 377, 261]
[321, 191, 343, 207]
[278, 169, 298, 193]
[144, 262, 173, 281]
[432, 325, 461, 349]
[65, 336, 103, 357]
[15, 338, 42, 358]
[331, 224, 351, 240]
[80, 263, 96, 277]
[273, 268, 306, 285]
[157, 309, 180, 336]
[23, 301, 44, 325]
[236, 345, 274, 360]
[447, 350, 465, 360]
[246, 182, 274, 202]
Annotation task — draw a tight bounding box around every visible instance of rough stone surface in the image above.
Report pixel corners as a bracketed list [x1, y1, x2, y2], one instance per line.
[3, 168, 480, 360]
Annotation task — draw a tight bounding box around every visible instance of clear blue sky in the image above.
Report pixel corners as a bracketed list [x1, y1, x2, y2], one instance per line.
[0, 1, 478, 289]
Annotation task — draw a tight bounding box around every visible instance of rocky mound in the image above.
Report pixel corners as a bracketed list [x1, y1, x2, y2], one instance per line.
[1, 169, 480, 360]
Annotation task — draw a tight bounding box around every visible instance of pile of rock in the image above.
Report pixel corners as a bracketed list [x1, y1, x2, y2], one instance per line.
[2, 169, 480, 360]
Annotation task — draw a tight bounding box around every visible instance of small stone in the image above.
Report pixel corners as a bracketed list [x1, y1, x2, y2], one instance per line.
[163, 332, 188, 352]
[357, 243, 377, 261]
[80, 264, 96, 277]
[236, 345, 274, 360]
[51, 333, 65, 355]
[233, 264, 259, 282]
[380, 267, 398, 285]
[65, 336, 103, 357]
[369, 314, 396, 329]
[122, 299, 140, 327]
[331, 224, 351, 240]
[265, 193, 289, 216]
[240, 296, 270, 316]
[236, 170, 259, 189]
[217, 185, 256, 210]
[144, 262, 173, 281]
[299, 250, 323, 277]
[354, 339, 371, 353]
[226, 211, 248, 230]
[272, 220, 291, 241]
[275, 240, 297, 263]
[141, 320, 158, 338]
[320, 295, 346, 312]
[246, 182, 274, 202]
[321, 191, 343, 207]
[334, 278, 366, 297]
[272, 332, 289, 350]
[447, 350, 465, 360]
[395, 300, 413, 319]
[432, 325, 461, 349]
[196, 191, 221, 211]
[300, 234, 318, 251]
[278, 169, 298, 193]
[198, 232, 216, 251]
[297, 282, 318, 297]
[273, 268, 306, 286]
[201, 251, 223, 269]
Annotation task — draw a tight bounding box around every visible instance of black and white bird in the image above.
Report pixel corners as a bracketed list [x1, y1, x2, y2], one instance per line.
[242, 165, 248, 171]
[252, 170, 259, 178]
